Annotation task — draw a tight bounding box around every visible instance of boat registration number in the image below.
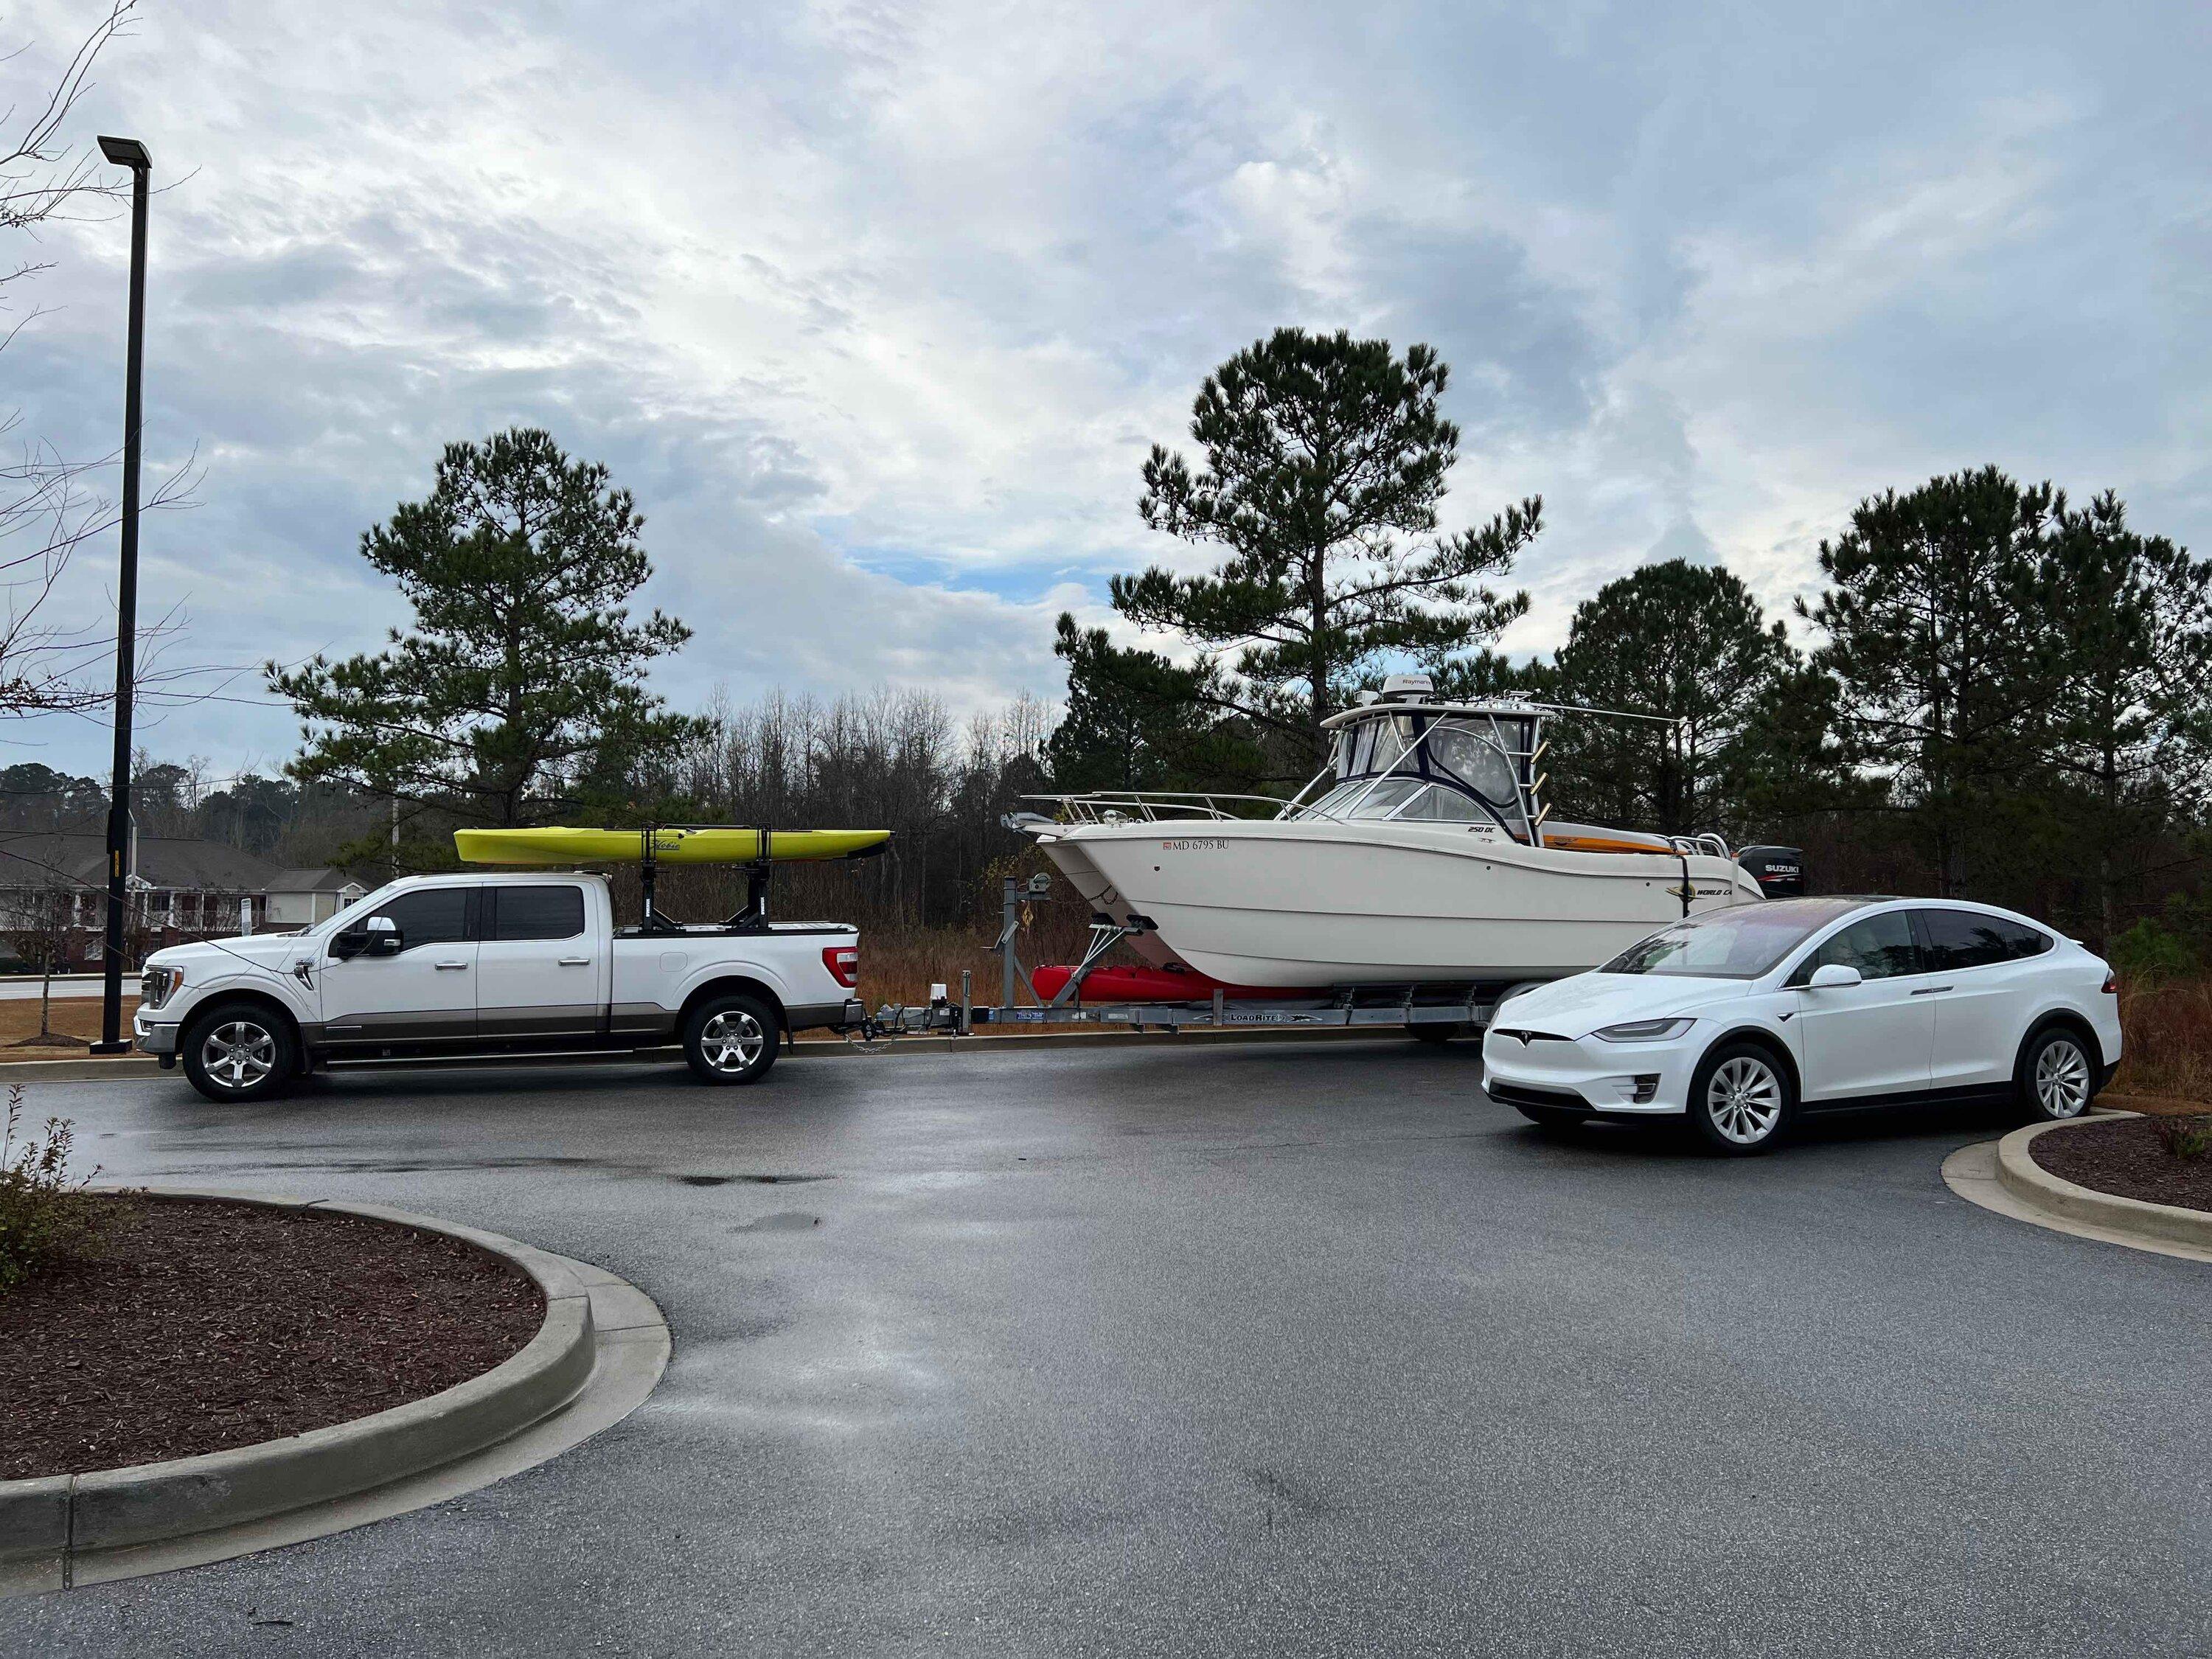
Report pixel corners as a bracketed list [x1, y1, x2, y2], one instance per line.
[1160, 838, 1231, 850]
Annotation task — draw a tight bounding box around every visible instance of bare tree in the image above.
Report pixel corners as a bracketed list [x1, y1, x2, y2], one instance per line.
[0, 1, 197, 722]
[1, 886, 83, 1048]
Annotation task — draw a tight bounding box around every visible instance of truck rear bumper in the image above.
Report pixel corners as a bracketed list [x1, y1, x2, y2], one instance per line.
[786, 998, 864, 1034]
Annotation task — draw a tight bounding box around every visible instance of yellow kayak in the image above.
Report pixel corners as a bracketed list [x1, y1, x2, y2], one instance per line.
[453, 827, 891, 866]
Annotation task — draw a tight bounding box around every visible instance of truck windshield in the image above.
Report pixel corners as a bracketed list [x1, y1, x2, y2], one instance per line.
[322, 882, 399, 931]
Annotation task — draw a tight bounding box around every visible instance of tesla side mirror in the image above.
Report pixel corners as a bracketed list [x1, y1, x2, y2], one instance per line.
[1806, 963, 1862, 990]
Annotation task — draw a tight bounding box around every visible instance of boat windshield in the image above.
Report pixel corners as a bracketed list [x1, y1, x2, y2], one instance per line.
[1307, 710, 1535, 830]
[1424, 722, 1520, 806]
[1306, 776, 1427, 819]
[1599, 897, 1870, 979]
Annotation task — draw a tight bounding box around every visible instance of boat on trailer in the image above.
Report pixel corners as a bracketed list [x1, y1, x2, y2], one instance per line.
[1013, 675, 1770, 992]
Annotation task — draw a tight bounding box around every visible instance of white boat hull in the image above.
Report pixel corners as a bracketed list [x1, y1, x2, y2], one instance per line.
[1035, 820, 1761, 986]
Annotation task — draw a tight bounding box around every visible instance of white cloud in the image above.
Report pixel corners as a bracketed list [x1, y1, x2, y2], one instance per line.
[4, 0, 2205, 771]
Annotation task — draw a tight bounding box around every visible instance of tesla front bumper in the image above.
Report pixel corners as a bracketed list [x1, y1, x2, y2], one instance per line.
[1479, 1025, 1703, 1116]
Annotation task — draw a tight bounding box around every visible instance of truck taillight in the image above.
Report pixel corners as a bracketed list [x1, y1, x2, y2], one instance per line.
[823, 946, 858, 989]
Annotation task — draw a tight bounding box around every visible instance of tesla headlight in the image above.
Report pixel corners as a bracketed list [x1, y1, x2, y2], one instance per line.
[1593, 1017, 1694, 1043]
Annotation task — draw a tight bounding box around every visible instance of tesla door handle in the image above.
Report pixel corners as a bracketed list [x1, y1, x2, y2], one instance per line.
[434, 960, 470, 970]
[557, 956, 591, 967]
[1910, 984, 1952, 995]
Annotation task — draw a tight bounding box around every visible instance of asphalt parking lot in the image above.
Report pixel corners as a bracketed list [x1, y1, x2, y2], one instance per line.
[5, 1038, 2208, 1658]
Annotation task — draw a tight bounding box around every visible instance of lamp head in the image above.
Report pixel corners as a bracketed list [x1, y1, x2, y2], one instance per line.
[97, 135, 150, 170]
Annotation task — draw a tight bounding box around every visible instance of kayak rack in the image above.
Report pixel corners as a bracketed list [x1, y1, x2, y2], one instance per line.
[865, 873, 1505, 1040]
[633, 822, 777, 935]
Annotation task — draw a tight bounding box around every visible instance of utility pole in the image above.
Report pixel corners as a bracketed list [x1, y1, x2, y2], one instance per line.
[91, 136, 152, 1054]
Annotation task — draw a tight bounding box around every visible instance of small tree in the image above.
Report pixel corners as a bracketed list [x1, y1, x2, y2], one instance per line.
[1799, 467, 2058, 896]
[4, 889, 77, 1045]
[270, 429, 706, 838]
[1116, 328, 1537, 775]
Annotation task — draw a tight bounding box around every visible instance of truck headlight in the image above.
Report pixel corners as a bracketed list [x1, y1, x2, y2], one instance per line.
[142, 964, 184, 1009]
[1593, 1017, 1693, 1043]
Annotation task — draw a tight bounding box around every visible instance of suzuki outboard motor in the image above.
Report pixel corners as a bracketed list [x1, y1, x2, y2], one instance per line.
[1736, 845, 1806, 897]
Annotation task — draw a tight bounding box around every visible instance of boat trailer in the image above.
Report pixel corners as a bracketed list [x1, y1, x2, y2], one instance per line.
[865, 874, 1509, 1040]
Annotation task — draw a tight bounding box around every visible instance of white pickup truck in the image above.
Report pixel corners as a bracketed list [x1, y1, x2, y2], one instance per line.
[133, 870, 863, 1102]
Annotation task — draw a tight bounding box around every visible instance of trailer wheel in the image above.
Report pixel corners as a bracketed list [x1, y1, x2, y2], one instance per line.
[683, 993, 780, 1085]
[1407, 1023, 1463, 1044]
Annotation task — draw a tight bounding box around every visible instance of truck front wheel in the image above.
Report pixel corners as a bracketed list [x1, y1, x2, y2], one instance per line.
[180, 1001, 296, 1104]
[683, 992, 780, 1086]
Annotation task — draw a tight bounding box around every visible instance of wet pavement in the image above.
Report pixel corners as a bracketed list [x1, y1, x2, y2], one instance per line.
[5, 1040, 2208, 1657]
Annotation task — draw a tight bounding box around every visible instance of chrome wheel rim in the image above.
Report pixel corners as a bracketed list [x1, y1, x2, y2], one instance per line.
[2035, 1038, 2090, 1117]
[201, 1020, 275, 1091]
[1706, 1055, 1783, 1144]
[700, 1009, 765, 1074]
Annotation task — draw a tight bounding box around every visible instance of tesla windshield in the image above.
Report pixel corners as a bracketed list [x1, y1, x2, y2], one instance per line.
[1599, 897, 1871, 979]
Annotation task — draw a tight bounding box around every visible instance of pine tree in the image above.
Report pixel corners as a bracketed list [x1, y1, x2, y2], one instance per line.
[1799, 467, 2058, 896]
[269, 428, 703, 838]
[2037, 492, 2212, 940]
[1045, 614, 1267, 793]
[1116, 328, 1536, 774]
[1544, 559, 1801, 838]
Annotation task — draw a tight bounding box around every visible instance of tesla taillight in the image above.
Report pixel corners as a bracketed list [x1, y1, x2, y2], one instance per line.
[823, 946, 858, 989]
[2101, 971, 2117, 995]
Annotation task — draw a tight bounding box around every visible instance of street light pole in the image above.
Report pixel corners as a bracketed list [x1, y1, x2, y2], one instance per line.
[91, 135, 151, 1055]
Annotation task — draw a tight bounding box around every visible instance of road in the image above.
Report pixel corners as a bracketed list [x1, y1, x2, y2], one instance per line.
[0, 975, 102, 1001]
[5, 1040, 2207, 1657]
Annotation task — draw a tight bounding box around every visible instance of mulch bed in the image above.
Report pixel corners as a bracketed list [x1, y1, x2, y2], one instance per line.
[2031, 1116, 2212, 1215]
[0, 1196, 543, 1481]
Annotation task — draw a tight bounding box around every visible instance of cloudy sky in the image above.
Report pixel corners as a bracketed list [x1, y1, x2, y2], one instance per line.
[7, 0, 2207, 779]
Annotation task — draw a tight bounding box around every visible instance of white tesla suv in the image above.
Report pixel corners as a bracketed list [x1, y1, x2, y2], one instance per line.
[1480, 896, 2121, 1154]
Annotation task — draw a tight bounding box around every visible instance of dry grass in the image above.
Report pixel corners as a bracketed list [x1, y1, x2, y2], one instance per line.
[0, 994, 139, 1054]
[2112, 976, 2212, 1105]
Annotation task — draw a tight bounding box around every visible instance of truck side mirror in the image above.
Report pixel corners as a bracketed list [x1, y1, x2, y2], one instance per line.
[334, 914, 403, 959]
[1806, 962, 1862, 990]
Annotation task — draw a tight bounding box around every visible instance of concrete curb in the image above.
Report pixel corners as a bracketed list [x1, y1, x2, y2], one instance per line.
[0, 1022, 1411, 1085]
[0, 1190, 599, 1579]
[1994, 1116, 2212, 1251]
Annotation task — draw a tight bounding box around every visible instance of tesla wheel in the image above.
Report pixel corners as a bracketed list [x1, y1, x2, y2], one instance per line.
[179, 1002, 296, 1104]
[2017, 1025, 2095, 1123]
[683, 993, 780, 1085]
[1686, 1041, 1794, 1155]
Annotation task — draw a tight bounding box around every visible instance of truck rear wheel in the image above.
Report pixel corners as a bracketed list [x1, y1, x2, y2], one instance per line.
[180, 1001, 296, 1104]
[683, 992, 780, 1085]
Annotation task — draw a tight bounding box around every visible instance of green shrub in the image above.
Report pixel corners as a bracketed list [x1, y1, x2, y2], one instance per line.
[2110, 919, 2197, 981]
[0, 1086, 102, 1290]
[2149, 1113, 2212, 1161]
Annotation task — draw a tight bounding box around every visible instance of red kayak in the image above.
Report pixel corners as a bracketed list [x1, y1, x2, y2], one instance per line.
[1030, 964, 1304, 1004]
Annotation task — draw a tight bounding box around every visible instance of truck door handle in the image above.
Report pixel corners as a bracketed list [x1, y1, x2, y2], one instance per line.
[434, 960, 470, 971]
[557, 956, 591, 967]
[1910, 984, 1952, 995]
